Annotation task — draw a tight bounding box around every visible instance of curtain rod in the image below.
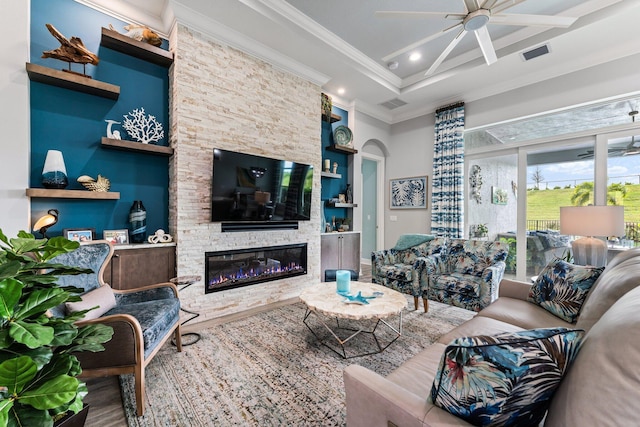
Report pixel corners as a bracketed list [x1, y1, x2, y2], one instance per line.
[435, 101, 465, 114]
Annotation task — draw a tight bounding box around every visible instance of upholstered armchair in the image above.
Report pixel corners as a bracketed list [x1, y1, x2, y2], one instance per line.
[426, 239, 509, 312]
[51, 240, 182, 416]
[371, 235, 447, 312]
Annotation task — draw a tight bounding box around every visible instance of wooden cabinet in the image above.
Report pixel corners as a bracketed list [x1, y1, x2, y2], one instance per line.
[321, 232, 360, 281]
[104, 244, 176, 290]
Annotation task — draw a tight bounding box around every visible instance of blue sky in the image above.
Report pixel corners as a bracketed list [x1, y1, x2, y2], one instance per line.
[527, 155, 640, 189]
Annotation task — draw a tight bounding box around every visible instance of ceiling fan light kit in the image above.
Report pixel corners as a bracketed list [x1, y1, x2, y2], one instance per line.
[377, 0, 578, 77]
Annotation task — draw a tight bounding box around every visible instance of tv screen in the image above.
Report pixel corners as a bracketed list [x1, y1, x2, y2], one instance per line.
[211, 149, 314, 223]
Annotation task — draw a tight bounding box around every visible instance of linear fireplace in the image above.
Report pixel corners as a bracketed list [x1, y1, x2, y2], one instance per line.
[205, 243, 307, 293]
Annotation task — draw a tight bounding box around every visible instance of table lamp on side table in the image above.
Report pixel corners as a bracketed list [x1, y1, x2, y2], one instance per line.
[560, 205, 625, 267]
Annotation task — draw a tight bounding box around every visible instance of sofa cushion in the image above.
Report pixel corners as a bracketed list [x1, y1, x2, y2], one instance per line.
[105, 298, 180, 359]
[65, 284, 116, 320]
[437, 315, 524, 345]
[478, 297, 574, 330]
[392, 234, 434, 251]
[527, 259, 603, 323]
[429, 327, 584, 427]
[431, 273, 482, 297]
[545, 285, 640, 427]
[577, 250, 640, 331]
[378, 264, 413, 282]
[386, 343, 448, 399]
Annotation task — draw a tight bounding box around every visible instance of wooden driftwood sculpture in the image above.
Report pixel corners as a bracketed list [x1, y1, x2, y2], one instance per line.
[42, 23, 99, 76]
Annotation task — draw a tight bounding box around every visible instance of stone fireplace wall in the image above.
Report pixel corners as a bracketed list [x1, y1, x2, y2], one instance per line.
[168, 24, 321, 323]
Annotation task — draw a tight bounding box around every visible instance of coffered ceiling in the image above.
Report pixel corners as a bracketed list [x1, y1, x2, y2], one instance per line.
[82, 0, 640, 126]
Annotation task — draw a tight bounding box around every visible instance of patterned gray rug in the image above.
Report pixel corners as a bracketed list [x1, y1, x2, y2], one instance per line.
[120, 297, 475, 426]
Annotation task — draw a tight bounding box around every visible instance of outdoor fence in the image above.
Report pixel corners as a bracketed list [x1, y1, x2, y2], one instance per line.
[526, 219, 639, 245]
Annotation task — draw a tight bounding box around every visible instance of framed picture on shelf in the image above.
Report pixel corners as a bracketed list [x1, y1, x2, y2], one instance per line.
[104, 229, 129, 245]
[390, 176, 428, 209]
[63, 228, 95, 242]
[492, 186, 508, 205]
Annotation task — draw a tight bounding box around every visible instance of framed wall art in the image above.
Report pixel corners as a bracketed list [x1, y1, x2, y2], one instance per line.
[63, 228, 95, 242]
[103, 229, 129, 245]
[492, 186, 508, 205]
[390, 176, 428, 209]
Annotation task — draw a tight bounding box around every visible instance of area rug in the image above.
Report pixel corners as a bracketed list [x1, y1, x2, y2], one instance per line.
[120, 297, 475, 427]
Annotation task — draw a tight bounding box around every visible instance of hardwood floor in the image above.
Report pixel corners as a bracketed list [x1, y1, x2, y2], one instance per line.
[82, 264, 373, 426]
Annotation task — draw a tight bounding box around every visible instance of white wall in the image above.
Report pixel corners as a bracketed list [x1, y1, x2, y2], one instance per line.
[0, 1, 30, 236]
[352, 52, 640, 247]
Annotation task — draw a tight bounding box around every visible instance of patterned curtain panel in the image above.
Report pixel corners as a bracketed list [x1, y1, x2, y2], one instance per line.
[431, 103, 465, 238]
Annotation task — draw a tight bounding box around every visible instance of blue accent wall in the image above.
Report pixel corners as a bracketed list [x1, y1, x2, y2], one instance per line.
[30, 0, 170, 238]
[321, 106, 350, 226]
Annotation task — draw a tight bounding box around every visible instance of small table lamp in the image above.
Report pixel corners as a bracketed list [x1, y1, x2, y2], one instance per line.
[560, 205, 625, 267]
[33, 209, 59, 238]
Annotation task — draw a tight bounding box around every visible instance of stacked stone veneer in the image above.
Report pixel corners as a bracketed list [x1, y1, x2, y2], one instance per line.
[169, 24, 321, 322]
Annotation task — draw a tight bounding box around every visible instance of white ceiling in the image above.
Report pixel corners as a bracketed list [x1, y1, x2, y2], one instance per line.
[83, 0, 640, 125]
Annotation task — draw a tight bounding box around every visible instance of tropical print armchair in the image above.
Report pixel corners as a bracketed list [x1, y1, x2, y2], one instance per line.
[426, 239, 509, 312]
[371, 236, 447, 312]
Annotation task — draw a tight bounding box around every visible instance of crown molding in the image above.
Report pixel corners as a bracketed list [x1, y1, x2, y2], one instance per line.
[74, 0, 171, 37]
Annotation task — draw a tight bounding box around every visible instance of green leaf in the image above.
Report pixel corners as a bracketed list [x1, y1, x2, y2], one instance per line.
[19, 375, 79, 410]
[34, 354, 77, 387]
[9, 321, 54, 349]
[0, 278, 24, 320]
[0, 261, 20, 283]
[9, 237, 47, 257]
[0, 356, 37, 394]
[14, 288, 68, 320]
[8, 405, 52, 427]
[50, 324, 77, 347]
[0, 399, 13, 427]
[0, 330, 12, 349]
[0, 229, 9, 246]
[0, 347, 53, 371]
[40, 237, 79, 261]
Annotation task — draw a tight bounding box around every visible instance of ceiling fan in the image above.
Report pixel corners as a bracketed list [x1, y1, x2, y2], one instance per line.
[578, 110, 640, 159]
[376, 0, 577, 76]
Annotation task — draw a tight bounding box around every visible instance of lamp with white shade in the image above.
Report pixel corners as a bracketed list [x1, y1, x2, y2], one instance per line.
[559, 205, 625, 267]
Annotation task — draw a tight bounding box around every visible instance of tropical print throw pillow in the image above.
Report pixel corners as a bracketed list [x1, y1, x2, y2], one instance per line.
[527, 259, 604, 322]
[429, 328, 584, 427]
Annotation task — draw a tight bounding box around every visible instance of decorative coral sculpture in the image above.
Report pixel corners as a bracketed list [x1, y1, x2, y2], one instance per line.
[122, 107, 165, 144]
[77, 174, 111, 192]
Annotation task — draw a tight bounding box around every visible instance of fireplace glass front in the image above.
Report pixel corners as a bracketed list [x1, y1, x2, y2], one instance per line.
[205, 243, 307, 293]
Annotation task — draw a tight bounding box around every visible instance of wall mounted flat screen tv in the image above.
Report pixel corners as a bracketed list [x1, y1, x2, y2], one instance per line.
[211, 148, 313, 224]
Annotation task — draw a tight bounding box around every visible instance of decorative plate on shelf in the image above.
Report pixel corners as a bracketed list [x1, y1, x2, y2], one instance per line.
[333, 125, 353, 146]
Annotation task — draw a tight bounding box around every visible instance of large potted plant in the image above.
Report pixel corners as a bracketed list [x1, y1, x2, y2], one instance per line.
[0, 230, 113, 426]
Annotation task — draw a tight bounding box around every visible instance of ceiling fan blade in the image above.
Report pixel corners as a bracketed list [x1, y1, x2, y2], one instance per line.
[375, 11, 452, 19]
[491, 0, 528, 15]
[425, 29, 468, 76]
[482, 0, 499, 9]
[474, 26, 497, 65]
[490, 13, 577, 28]
[382, 23, 461, 62]
[464, 0, 480, 13]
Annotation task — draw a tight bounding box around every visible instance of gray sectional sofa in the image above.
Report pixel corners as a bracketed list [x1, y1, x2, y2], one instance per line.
[344, 248, 640, 426]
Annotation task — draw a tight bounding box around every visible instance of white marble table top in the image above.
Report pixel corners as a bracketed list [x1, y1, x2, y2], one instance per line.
[299, 282, 407, 320]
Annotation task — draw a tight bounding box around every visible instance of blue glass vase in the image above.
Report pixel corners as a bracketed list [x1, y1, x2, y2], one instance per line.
[129, 200, 147, 243]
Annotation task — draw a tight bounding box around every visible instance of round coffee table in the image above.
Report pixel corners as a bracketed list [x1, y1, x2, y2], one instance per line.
[299, 282, 407, 358]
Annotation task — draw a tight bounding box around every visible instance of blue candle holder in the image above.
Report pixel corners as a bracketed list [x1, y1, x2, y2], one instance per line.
[336, 270, 351, 296]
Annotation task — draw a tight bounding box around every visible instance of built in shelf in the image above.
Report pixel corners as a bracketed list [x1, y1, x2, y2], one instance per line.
[320, 171, 342, 179]
[26, 63, 120, 100]
[326, 144, 358, 154]
[325, 201, 358, 208]
[100, 27, 174, 67]
[101, 137, 174, 156]
[26, 188, 120, 200]
[322, 113, 342, 123]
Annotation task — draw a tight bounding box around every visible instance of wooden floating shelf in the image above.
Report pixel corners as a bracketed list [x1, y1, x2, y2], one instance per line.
[320, 171, 342, 179]
[326, 144, 358, 154]
[101, 137, 174, 156]
[325, 202, 358, 208]
[26, 188, 120, 200]
[26, 63, 120, 100]
[100, 27, 174, 67]
[322, 113, 342, 123]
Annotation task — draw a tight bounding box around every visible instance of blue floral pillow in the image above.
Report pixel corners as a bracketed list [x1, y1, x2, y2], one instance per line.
[429, 328, 584, 427]
[528, 259, 604, 322]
